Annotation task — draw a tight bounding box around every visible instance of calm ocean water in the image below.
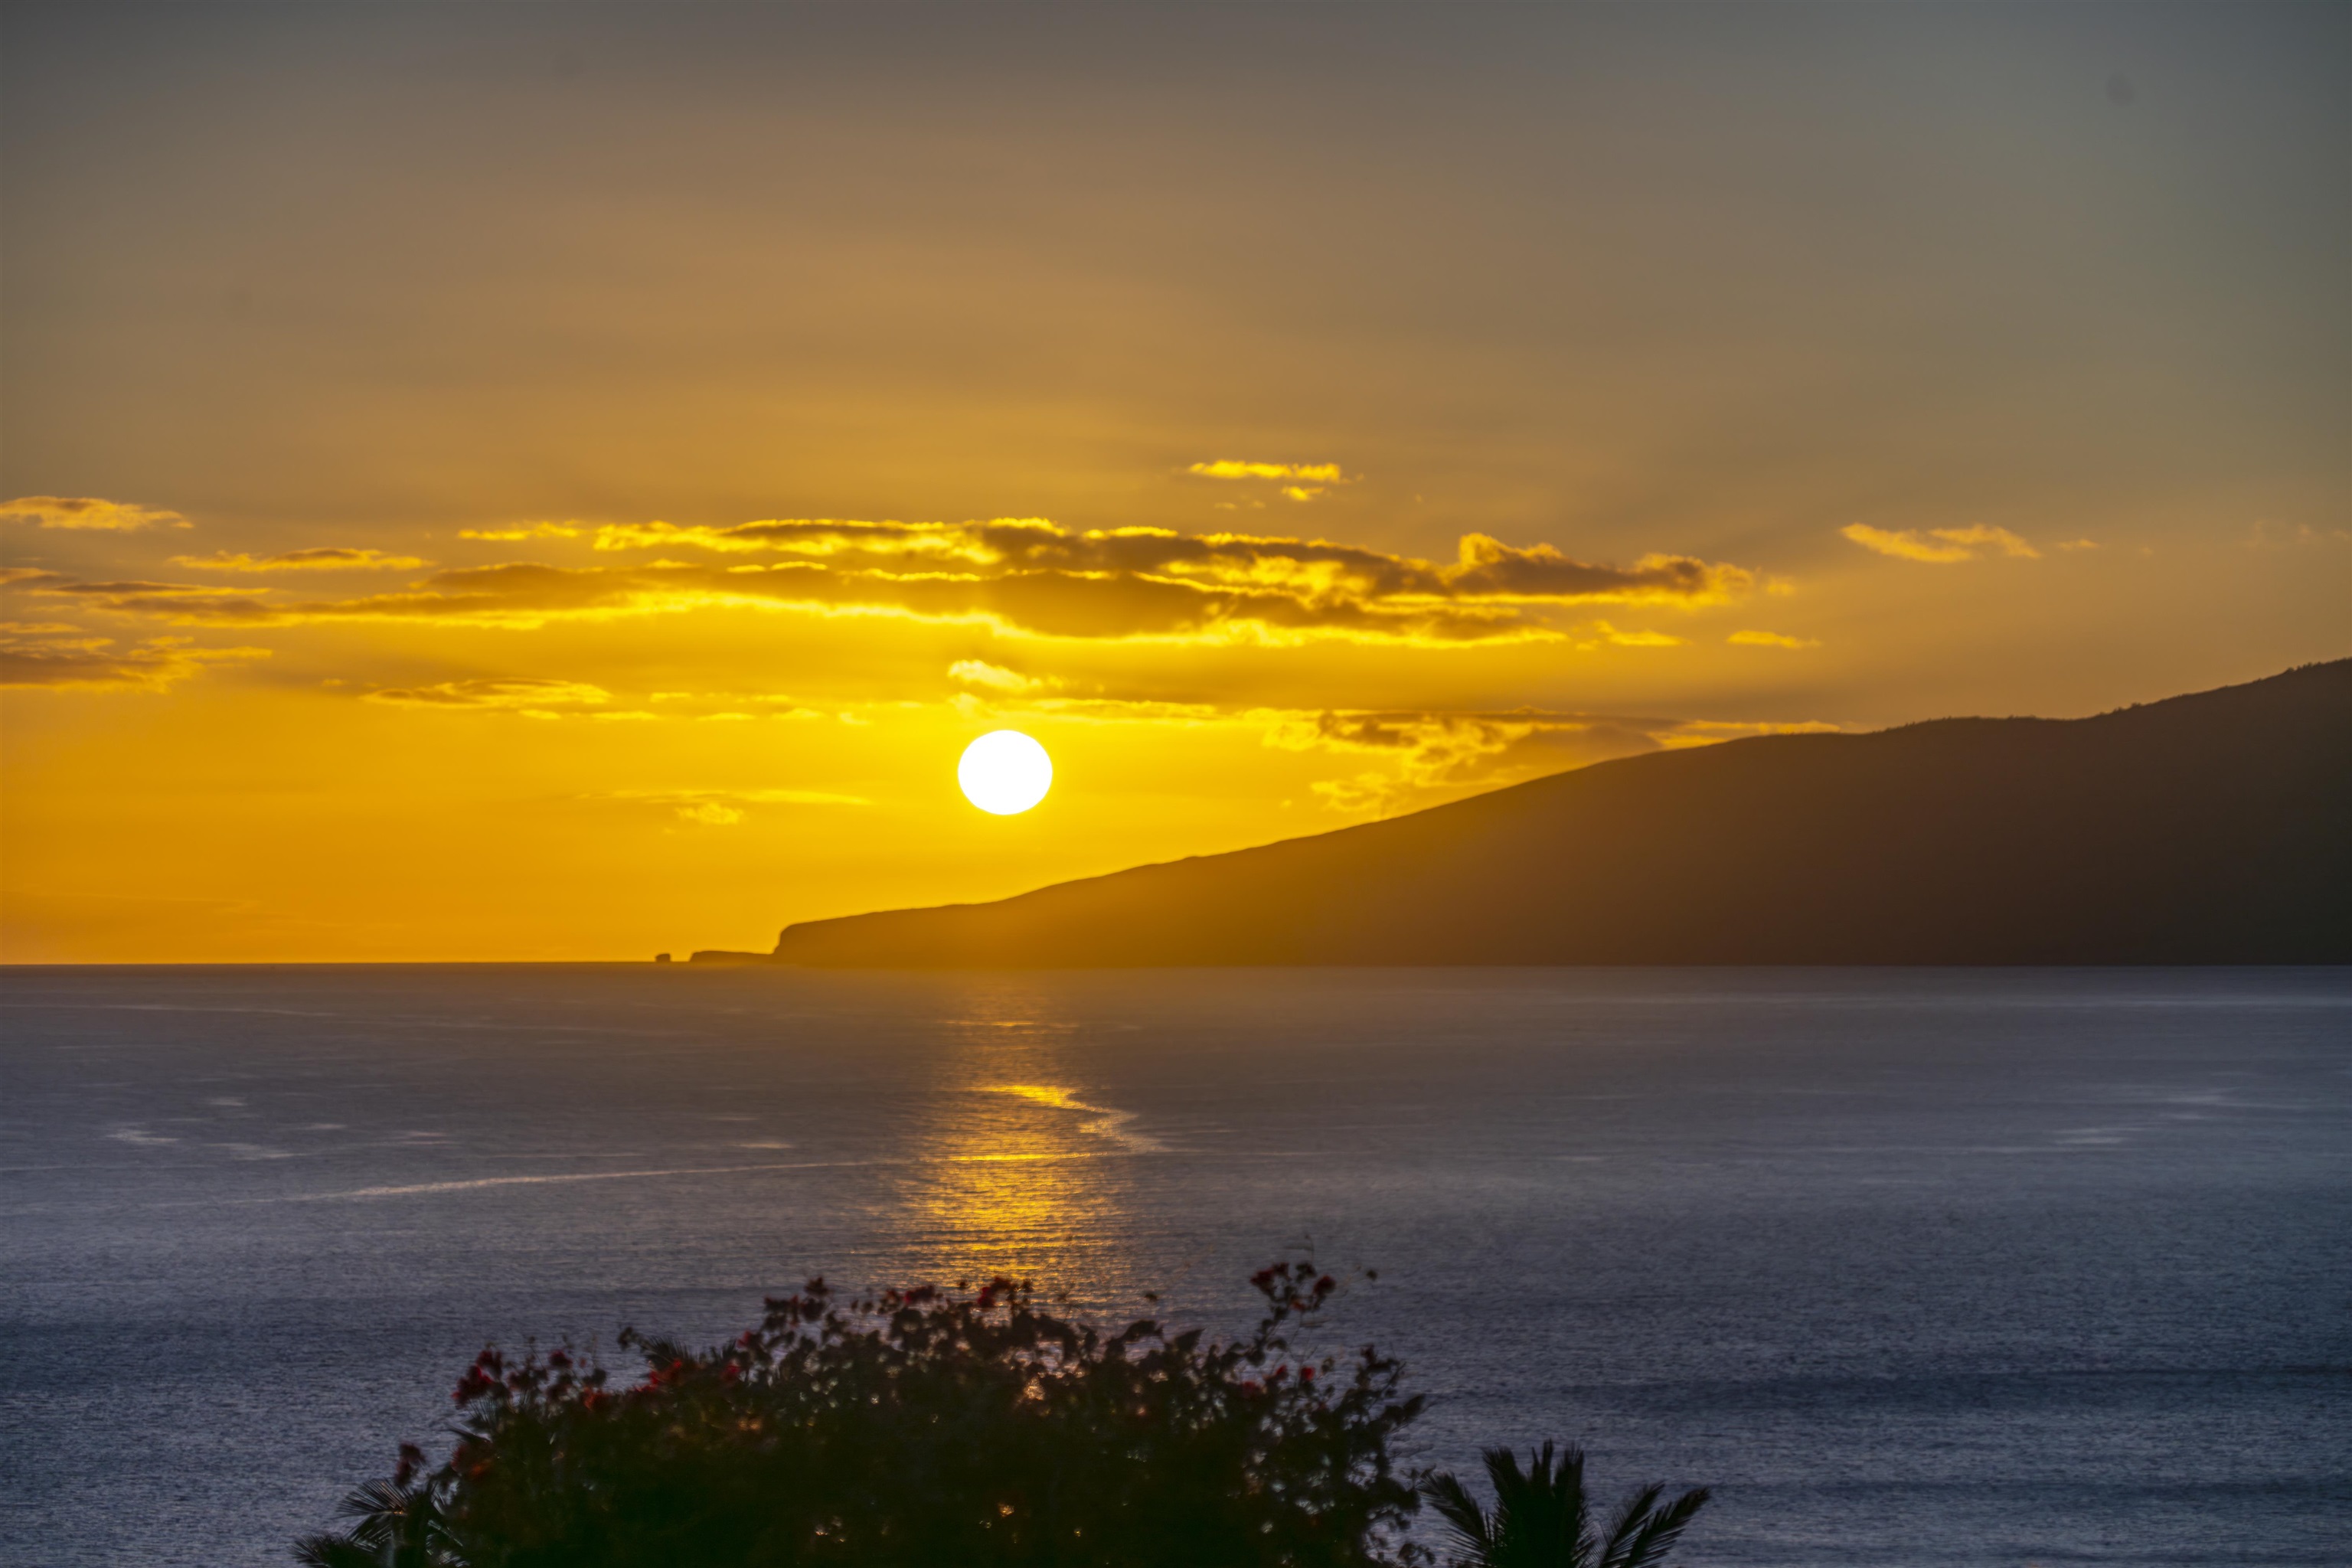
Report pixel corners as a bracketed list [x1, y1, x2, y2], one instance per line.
[2, 965, 2347, 1566]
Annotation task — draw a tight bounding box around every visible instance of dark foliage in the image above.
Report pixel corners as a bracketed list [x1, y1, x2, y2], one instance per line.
[297, 1263, 1430, 1568]
[1419, 1442, 1708, 1568]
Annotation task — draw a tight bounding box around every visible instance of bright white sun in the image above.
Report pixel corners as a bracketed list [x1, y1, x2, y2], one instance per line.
[958, 730, 1053, 815]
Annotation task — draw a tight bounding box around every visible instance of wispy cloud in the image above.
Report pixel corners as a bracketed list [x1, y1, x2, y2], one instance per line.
[0, 570, 267, 614]
[0, 495, 191, 531]
[175, 547, 431, 573]
[589, 786, 872, 827]
[1187, 460, 1352, 502]
[1585, 621, 1686, 648]
[1263, 704, 1844, 815]
[7, 518, 1759, 645]
[459, 522, 586, 541]
[1841, 523, 2041, 563]
[1187, 460, 1348, 482]
[0, 627, 267, 690]
[1728, 629, 1820, 648]
[2243, 521, 2348, 550]
[948, 659, 1054, 694]
[363, 677, 611, 710]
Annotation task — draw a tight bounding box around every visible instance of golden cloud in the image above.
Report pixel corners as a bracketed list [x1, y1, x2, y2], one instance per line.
[1262, 704, 1844, 815]
[363, 677, 612, 710]
[588, 786, 873, 828]
[8, 514, 1756, 645]
[1187, 460, 1349, 483]
[0, 570, 273, 617]
[591, 518, 1009, 560]
[0, 495, 191, 531]
[948, 659, 1052, 694]
[1841, 523, 2041, 562]
[459, 523, 585, 541]
[1586, 621, 1687, 648]
[0, 627, 267, 690]
[175, 547, 432, 573]
[1728, 629, 1820, 648]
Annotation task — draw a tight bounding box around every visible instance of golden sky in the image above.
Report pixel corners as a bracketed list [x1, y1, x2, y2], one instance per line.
[3, 4, 2345, 961]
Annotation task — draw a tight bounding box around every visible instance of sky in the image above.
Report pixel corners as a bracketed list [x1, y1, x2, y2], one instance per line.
[3, 2, 2346, 962]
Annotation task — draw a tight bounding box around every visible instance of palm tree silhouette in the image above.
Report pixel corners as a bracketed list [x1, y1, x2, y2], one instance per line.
[292, 1478, 446, 1568]
[1420, 1442, 1709, 1568]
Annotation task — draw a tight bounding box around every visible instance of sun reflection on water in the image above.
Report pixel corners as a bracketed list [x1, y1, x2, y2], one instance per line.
[888, 1006, 1161, 1295]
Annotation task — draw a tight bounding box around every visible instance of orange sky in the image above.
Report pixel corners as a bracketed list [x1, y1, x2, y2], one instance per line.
[3, 4, 2346, 961]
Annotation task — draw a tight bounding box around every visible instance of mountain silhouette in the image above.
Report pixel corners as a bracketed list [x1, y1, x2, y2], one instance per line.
[720, 661, 2350, 967]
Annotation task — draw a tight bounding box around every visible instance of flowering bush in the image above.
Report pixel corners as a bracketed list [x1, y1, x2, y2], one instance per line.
[297, 1262, 1431, 1568]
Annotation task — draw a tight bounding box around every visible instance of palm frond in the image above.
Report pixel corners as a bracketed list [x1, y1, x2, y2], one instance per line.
[1598, 1484, 1710, 1568]
[292, 1534, 389, 1568]
[1420, 1468, 1498, 1560]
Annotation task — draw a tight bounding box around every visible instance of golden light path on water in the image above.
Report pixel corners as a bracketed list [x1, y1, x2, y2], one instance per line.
[890, 1003, 1164, 1298]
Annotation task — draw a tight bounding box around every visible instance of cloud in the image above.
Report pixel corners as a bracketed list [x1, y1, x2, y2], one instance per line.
[581, 518, 1749, 615]
[590, 518, 1005, 560]
[1841, 523, 2041, 562]
[1263, 704, 1843, 815]
[1309, 773, 1396, 814]
[10, 511, 1759, 646]
[590, 786, 872, 827]
[174, 547, 431, 572]
[0, 495, 191, 531]
[1442, 536, 1745, 604]
[1187, 461, 1348, 483]
[647, 691, 819, 717]
[2243, 521, 2352, 550]
[1728, 629, 1820, 648]
[948, 659, 1051, 694]
[459, 522, 585, 541]
[0, 568, 274, 616]
[0, 627, 268, 691]
[1586, 620, 1686, 648]
[362, 677, 612, 710]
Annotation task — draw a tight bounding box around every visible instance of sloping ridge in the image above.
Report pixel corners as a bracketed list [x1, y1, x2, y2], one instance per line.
[749, 661, 2352, 967]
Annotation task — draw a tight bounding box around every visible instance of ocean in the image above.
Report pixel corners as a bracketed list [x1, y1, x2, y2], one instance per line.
[2, 965, 2346, 1566]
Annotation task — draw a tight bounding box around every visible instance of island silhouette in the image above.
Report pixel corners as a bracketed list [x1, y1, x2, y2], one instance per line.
[696, 660, 2350, 968]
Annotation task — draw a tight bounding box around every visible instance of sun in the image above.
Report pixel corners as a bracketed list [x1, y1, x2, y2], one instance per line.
[958, 730, 1053, 815]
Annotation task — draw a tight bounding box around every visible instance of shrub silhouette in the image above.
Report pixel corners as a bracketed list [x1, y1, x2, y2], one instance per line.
[297, 1263, 1430, 1568]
